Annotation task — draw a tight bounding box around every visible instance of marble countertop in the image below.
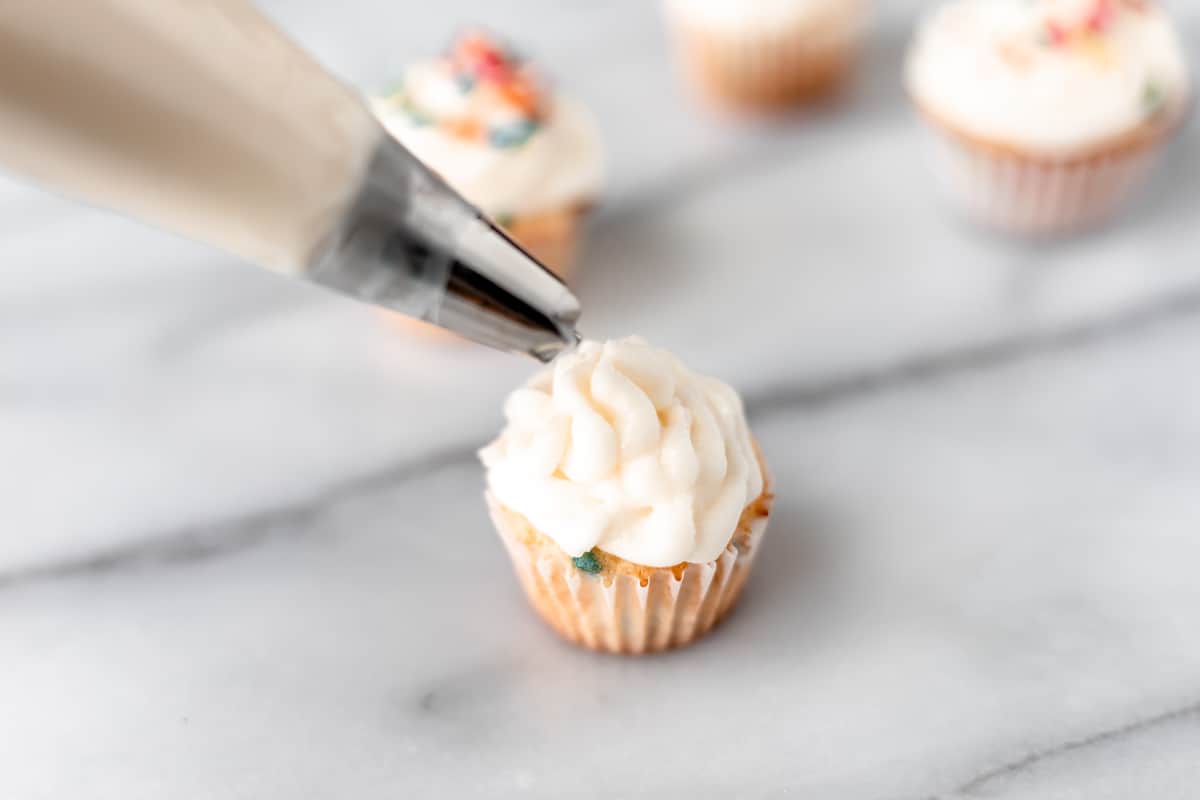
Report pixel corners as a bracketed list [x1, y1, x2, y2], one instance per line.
[5, 2, 1200, 797]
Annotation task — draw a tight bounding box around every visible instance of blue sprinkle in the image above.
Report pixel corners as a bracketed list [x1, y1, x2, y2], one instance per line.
[1143, 80, 1166, 116]
[572, 551, 603, 574]
[397, 95, 433, 127]
[488, 119, 538, 148]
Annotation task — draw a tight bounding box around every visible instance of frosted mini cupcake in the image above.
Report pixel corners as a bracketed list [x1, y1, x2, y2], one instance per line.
[374, 32, 603, 275]
[480, 338, 773, 654]
[663, 0, 867, 109]
[907, 0, 1190, 234]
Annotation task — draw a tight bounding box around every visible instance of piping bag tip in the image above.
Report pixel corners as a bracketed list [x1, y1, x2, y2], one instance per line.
[531, 322, 582, 363]
[309, 134, 586, 362]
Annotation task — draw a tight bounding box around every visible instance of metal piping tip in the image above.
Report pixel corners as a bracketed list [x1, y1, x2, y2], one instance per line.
[530, 323, 581, 363]
[307, 133, 585, 362]
[439, 210, 584, 362]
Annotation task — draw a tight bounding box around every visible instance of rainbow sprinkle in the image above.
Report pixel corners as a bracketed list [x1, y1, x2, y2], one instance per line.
[392, 31, 546, 149]
[1036, 0, 1152, 51]
[1143, 79, 1166, 115]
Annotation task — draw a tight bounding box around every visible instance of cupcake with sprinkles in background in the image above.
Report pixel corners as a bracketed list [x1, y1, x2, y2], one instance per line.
[663, 0, 868, 110]
[374, 32, 603, 275]
[480, 337, 774, 654]
[907, 0, 1190, 235]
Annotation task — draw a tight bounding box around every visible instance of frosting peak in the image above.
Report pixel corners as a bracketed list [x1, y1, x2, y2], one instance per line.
[480, 338, 763, 567]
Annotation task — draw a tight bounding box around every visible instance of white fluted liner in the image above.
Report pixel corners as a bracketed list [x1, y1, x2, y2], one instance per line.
[920, 120, 1164, 235]
[488, 492, 771, 654]
[666, 1, 866, 109]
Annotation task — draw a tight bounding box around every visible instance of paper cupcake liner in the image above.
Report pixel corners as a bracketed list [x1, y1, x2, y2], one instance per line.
[667, 2, 865, 109]
[918, 115, 1171, 235]
[487, 476, 773, 655]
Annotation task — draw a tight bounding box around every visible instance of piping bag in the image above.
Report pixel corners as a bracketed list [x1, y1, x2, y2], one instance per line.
[0, 0, 581, 362]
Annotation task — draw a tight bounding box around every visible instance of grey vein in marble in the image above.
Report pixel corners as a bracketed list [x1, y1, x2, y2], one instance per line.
[0, 442, 475, 588]
[948, 699, 1200, 798]
[9, 276, 1200, 592]
[9, 309, 1200, 798]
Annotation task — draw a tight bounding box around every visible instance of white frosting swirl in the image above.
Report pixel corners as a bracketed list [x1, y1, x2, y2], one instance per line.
[480, 338, 763, 567]
[373, 60, 603, 219]
[906, 0, 1190, 153]
[664, 0, 854, 34]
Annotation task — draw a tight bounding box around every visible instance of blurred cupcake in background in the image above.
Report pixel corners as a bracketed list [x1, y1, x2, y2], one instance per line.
[663, 0, 868, 110]
[374, 32, 603, 276]
[907, 0, 1190, 235]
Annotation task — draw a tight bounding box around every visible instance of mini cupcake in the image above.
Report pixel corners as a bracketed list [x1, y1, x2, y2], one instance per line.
[663, 0, 868, 110]
[373, 32, 603, 276]
[480, 337, 773, 654]
[906, 0, 1190, 235]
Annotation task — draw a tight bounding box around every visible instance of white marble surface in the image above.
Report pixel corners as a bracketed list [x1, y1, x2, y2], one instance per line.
[4, 2, 1200, 797]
